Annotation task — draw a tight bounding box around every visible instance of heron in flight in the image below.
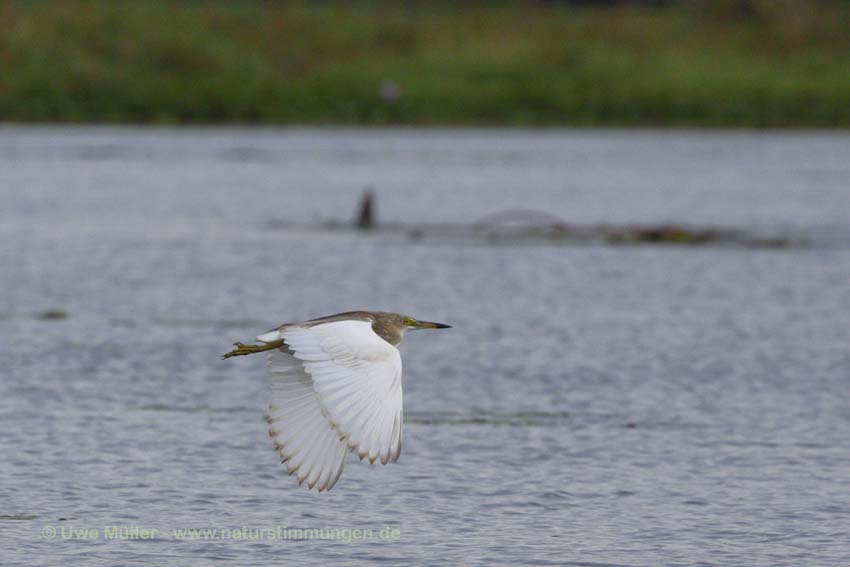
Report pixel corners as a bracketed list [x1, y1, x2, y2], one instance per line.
[222, 311, 451, 492]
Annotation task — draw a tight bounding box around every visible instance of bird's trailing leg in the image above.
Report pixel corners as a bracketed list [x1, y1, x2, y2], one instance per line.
[222, 340, 285, 359]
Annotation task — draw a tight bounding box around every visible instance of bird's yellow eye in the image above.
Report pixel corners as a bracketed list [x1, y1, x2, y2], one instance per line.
[403, 317, 416, 326]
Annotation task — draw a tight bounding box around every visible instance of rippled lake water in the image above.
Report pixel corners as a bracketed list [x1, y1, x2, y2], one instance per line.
[2, 127, 849, 566]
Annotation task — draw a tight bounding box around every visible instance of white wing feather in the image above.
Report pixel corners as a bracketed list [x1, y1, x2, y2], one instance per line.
[281, 321, 404, 465]
[265, 347, 348, 492]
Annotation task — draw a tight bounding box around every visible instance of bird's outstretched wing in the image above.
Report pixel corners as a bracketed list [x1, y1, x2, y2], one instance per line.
[261, 320, 403, 491]
[266, 349, 349, 491]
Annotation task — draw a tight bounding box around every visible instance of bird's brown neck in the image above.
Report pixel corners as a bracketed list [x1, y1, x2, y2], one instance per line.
[371, 320, 402, 346]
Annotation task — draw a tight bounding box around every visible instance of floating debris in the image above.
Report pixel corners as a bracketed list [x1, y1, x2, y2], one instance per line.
[605, 225, 720, 245]
[38, 310, 69, 320]
[271, 197, 796, 249]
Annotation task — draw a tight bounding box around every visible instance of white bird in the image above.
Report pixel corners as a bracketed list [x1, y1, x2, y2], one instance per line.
[222, 311, 451, 492]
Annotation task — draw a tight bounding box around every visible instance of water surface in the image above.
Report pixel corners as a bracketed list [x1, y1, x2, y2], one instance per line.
[1, 127, 849, 566]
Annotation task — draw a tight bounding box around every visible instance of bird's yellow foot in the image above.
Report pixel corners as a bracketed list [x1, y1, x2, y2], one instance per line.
[221, 340, 284, 359]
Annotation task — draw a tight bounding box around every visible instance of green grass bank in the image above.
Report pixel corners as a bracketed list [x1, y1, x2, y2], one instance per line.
[1, 1, 849, 127]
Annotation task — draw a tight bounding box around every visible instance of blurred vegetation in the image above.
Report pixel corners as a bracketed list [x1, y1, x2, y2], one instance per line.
[1, 0, 849, 126]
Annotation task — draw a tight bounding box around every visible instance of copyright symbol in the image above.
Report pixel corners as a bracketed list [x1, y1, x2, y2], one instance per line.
[42, 525, 56, 539]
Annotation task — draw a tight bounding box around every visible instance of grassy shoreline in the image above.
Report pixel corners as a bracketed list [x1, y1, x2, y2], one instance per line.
[1, 1, 849, 127]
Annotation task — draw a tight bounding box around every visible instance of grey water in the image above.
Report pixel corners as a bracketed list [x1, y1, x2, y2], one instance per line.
[1, 126, 849, 566]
